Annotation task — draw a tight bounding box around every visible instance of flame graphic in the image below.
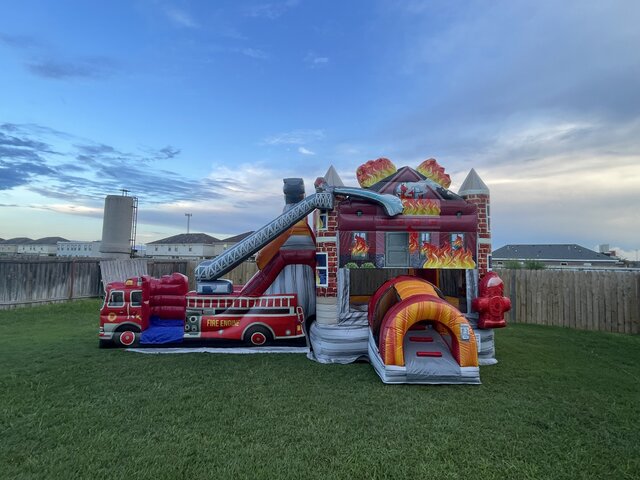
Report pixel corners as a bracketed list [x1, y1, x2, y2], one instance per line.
[351, 234, 369, 257]
[356, 157, 397, 188]
[416, 158, 451, 189]
[409, 232, 419, 254]
[402, 198, 441, 216]
[421, 242, 476, 269]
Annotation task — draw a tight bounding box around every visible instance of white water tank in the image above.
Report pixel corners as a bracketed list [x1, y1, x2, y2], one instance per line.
[100, 195, 134, 258]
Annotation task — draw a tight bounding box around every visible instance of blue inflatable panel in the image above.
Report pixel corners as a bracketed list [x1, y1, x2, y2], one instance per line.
[140, 318, 184, 345]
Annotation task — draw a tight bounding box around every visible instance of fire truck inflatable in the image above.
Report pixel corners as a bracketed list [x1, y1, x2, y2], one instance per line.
[99, 273, 305, 348]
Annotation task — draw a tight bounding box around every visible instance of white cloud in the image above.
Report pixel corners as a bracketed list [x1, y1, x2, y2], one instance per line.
[262, 129, 324, 146]
[246, 0, 299, 20]
[298, 146, 315, 155]
[305, 52, 329, 68]
[479, 152, 640, 253]
[35, 204, 103, 216]
[133, 162, 290, 239]
[606, 246, 639, 261]
[240, 47, 269, 60]
[208, 44, 270, 60]
[164, 7, 198, 28]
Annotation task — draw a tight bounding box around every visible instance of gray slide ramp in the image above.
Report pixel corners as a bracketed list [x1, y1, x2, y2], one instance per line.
[404, 327, 461, 381]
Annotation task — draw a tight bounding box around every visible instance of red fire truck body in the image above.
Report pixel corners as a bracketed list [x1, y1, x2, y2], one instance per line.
[99, 273, 305, 347]
[184, 294, 304, 342]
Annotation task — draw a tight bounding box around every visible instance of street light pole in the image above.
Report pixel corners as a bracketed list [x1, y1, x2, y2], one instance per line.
[185, 213, 192, 234]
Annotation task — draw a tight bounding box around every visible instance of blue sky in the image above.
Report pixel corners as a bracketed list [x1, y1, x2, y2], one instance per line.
[1, 0, 639, 258]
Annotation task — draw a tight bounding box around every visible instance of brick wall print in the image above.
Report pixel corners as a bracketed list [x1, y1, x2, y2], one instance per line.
[462, 193, 491, 278]
[315, 208, 339, 298]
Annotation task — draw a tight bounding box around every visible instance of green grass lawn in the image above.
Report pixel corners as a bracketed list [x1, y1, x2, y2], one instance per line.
[1, 299, 639, 480]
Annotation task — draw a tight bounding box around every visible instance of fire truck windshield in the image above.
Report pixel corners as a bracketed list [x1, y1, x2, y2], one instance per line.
[131, 291, 142, 306]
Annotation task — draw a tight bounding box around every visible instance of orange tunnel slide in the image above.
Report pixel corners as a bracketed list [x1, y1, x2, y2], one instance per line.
[368, 277, 478, 367]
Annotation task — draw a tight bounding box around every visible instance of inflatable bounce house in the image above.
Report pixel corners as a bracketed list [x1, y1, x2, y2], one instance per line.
[99, 158, 511, 384]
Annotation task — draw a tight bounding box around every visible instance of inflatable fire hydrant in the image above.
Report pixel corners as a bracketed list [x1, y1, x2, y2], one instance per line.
[472, 272, 511, 329]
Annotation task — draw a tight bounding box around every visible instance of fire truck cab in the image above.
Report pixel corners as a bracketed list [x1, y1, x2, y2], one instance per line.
[99, 277, 145, 347]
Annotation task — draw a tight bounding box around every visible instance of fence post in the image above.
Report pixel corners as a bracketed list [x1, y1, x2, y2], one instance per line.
[509, 271, 517, 323]
[68, 259, 76, 300]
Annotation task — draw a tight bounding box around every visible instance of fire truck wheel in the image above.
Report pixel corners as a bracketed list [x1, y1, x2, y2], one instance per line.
[244, 326, 272, 347]
[114, 326, 140, 347]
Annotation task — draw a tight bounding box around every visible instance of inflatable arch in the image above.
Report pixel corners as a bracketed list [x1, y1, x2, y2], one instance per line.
[367, 276, 479, 384]
[379, 294, 478, 367]
[368, 276, 443, 338]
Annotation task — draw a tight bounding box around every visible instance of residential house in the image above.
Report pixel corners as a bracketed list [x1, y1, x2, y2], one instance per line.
[0, 237, 69, 256]
[57, 240, 102, 257]
[0, 237, 28, 255]
[147, 232, 254, 260]
[492, 244, 622, 269]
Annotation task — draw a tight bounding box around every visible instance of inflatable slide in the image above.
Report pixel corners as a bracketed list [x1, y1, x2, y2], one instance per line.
[368, 276, 480, 384]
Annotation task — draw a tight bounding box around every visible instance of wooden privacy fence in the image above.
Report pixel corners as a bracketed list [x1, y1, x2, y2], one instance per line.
[4, 258, 638, 334]
[223, 261, 258, 285]
[148, 259, 198, 282]
[496, 269, 640, 334]
[0, 258, 102, 309]
[147, 260, 257, 287]
[0, 258, 214, 309]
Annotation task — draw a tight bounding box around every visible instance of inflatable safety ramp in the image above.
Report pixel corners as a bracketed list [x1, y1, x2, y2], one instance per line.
[367, 276, 480, 384]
